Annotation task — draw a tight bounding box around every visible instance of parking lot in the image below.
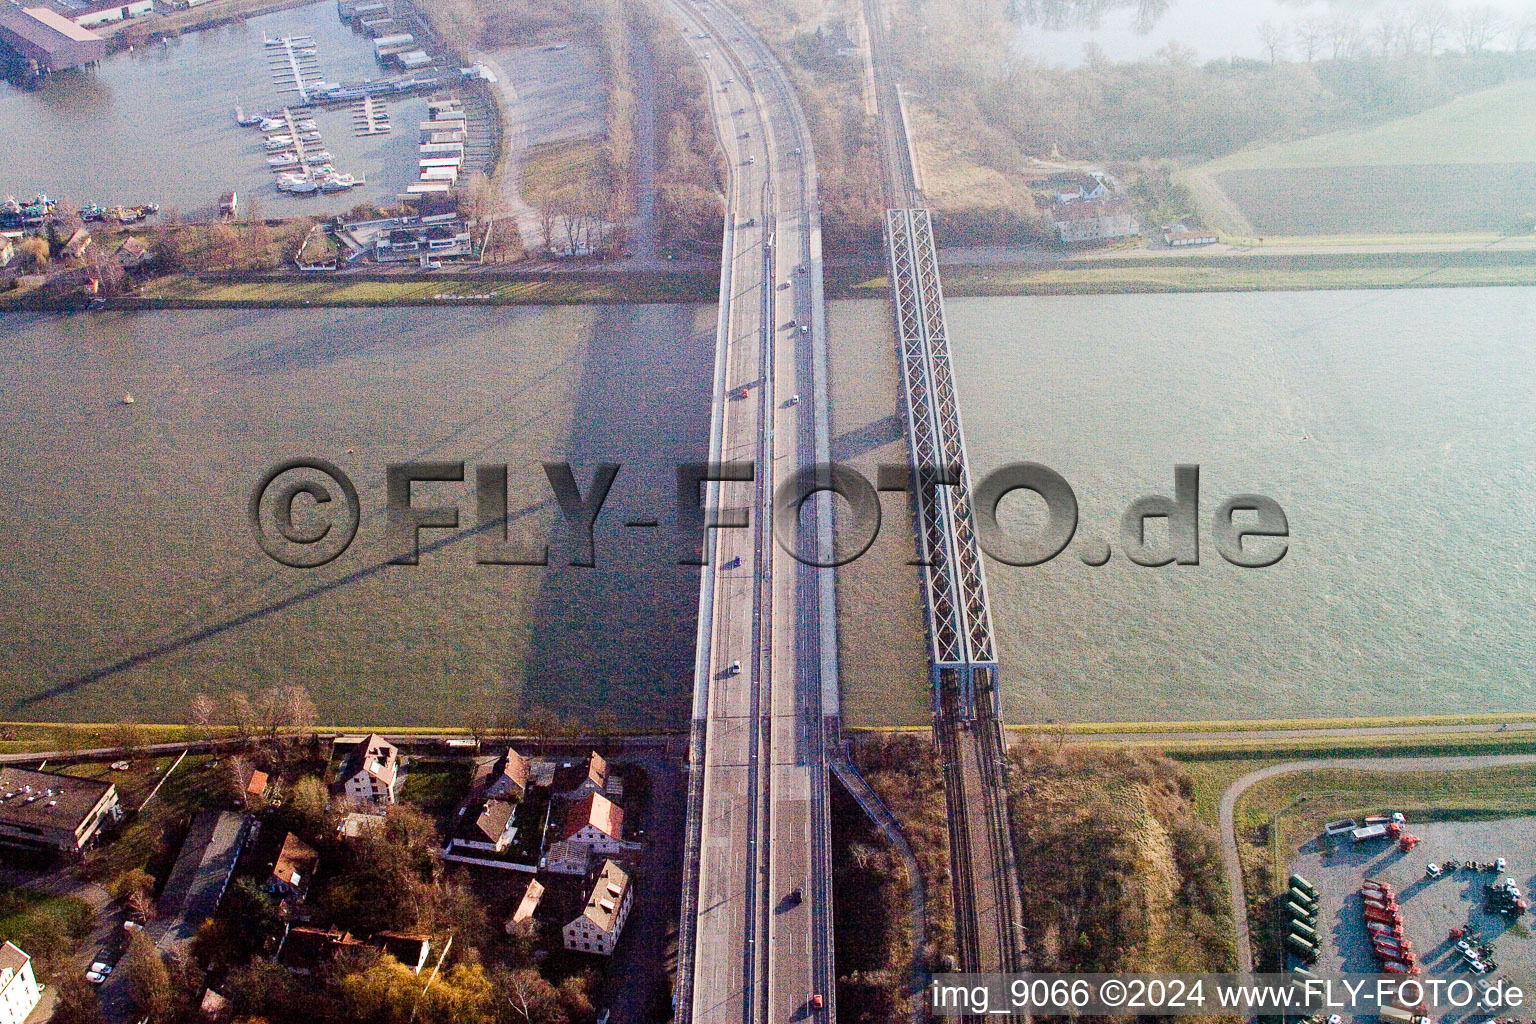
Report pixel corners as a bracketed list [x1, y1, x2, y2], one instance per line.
[1290, 816, 1536, 1018]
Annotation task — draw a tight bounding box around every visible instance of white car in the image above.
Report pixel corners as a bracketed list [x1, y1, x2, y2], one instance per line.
[110, 761, 130, 771]
[86, 962, 112, 984]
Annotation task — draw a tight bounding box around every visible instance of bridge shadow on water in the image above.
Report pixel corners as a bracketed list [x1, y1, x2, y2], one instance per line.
[515, 303, 714, 730]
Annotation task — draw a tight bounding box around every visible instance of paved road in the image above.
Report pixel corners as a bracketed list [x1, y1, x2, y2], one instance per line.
[661, 0, 837, 1021]
[0, 866, 131, 1023]
[1217, 754, 1536, 972]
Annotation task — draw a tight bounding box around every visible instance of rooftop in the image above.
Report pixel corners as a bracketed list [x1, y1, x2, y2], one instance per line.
[339, 733, 398, 787]
[472, 798, 514, 843]
[0, 766, 113, 833]
[13, 4, 100, 41]
[271, 832, 319, 888]
[561, 791, 622, 843]
[512, 878, 544, 924]
[578, 859, 630, 933]
[0, 941, 27, 973]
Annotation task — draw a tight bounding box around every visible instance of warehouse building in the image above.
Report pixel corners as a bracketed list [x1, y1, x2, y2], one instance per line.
[0, 2, 106, 71]
[0, 766, 120, 855]
[49, 0, 153, 28]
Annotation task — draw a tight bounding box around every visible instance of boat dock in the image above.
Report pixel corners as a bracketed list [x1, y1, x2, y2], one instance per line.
[265, 33, 323, 104]
[352, 94, 390, 135]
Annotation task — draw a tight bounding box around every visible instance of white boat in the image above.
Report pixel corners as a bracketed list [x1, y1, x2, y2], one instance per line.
[318, 173, 359, 192]
[121, 394, 135, 405]
[268, 155, 300, 167]
[307, 150, 333, 162]
[265, 138, 295, 151]
[294, 120, 317, 130]
[258, 118, 285, 132]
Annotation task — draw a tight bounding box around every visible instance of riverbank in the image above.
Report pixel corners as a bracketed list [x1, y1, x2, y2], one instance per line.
[9, 258, 1536, 311]
[8, 242, 1534, 311]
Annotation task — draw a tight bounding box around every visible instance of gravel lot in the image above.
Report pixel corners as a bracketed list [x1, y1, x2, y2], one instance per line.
[1290, 816, 1536, 1020]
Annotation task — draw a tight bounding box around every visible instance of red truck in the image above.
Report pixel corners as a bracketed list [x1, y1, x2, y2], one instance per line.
[1366, 907, 1404, 926]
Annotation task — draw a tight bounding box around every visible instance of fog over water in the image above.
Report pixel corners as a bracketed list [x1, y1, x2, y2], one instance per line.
[1017, 0, 1536, 66]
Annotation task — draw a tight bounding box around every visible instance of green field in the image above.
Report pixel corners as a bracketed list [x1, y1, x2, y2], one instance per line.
[1184, 79, 1536, 237]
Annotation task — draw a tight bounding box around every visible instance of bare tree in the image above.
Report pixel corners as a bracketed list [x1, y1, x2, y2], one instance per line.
[1373, 14, 1402, 57]
[282, 685, 317, 743]
[1295, 16, 1325, 62]
[1458, 5, 1502, 52]
[537, 203, 557, 256]
[188, 693, 217, 742]
[224, 754, 253, 805]
[1257, 20, 1287, 62]
[227, 691, 255, 745]
[1513, 13, 1536, 50]
[1411, 0, 1452, 54]
[1326, 13, 1362, 59]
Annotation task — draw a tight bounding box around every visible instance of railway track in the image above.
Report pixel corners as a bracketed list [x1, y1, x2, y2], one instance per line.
[864, 0, 1029, 1000]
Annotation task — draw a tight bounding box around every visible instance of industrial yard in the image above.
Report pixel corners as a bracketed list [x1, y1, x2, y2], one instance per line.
[1288, 816, 1536, 1001]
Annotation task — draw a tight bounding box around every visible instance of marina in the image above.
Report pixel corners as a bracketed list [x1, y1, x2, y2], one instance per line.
[239, 103, 364, 194]
[0, 1, 439, 212]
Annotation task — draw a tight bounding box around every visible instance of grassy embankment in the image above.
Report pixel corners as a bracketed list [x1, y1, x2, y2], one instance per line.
[129, 270, 714, 305]
[1009, 743, 1235, 974]
[836, 261, 1536, 298]
[839, 735, 953, 1019]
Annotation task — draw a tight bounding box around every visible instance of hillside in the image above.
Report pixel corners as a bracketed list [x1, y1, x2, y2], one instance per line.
[1007, 744, 1233, 975]
[1185, 80, 1536, 237]
[1202, 79, 1536, 172]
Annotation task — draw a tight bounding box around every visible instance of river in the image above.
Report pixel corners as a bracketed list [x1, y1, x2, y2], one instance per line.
[832, 288, 1536, 726]
[0, 305, 714, 726]
[2, 288, 1532, 727]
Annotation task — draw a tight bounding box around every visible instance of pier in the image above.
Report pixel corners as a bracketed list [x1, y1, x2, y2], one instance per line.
[264, 33, 322, 104]
[352, 95, 390, 135]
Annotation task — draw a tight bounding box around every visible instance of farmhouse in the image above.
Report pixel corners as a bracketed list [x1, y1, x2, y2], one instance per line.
[334, 733, 403, 806]
[562, 860, 633, 956]
[0, 942, 41, 1024]
[482, 748, 531, 802]
[264, 832, 319, 899]
[1052, 198, 1140, 244]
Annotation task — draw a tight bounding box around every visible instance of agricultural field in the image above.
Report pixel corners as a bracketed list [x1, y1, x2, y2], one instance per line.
[1184, 79, 1536, 238]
